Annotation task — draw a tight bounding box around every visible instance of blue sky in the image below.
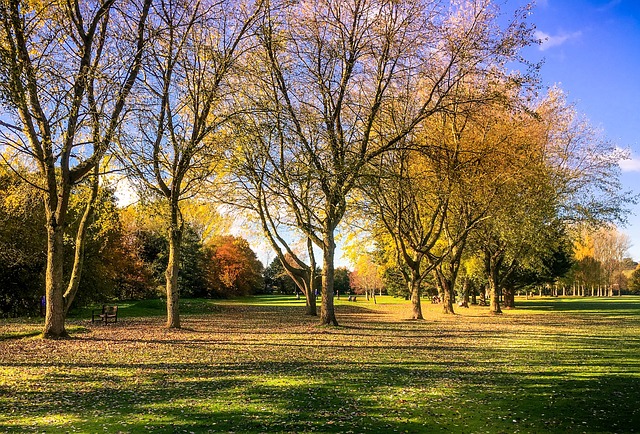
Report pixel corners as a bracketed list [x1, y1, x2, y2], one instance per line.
[521, 0, 640, 259]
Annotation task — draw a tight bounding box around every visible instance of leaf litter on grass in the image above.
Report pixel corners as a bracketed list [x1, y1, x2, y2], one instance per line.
[1, 297, 640, 433]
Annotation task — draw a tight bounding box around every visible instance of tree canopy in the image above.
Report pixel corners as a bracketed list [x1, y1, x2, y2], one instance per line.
[0, 0, 634, 332]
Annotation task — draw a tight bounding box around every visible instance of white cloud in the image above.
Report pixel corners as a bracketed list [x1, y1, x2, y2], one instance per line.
[619, 157, 640, 172]
[535, 30, 582, 51]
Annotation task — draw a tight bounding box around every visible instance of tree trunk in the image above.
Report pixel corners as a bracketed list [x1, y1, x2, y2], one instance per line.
[489, 277, 502, 314]
[486, 261, 502, 315]
[43, 223, 68, 339]
[437, 241, 466, 314]
[305, 268, 317, 316]
[460, 277, 470, 308]
[435, 268, 455, 315]
[441, 279, 455, 314]
[165, 210, 182, 328]
[479, 287, 486, 306]
[320, 228, 338, 326]
[409, 273, 423, 320]
[484, 249, 503, 314]
[64, 166, 99, 315]
[503, 287, 515, 309]
[306, 291, 317, 315]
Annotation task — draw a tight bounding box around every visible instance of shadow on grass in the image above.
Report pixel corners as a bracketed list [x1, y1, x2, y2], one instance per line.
[1, 358, 639, 433]
[518, 297, 640, 316]
[3, 299, 640, 433]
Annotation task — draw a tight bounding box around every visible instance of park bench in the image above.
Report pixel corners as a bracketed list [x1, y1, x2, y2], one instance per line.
[92, 305, 118, 324]
[348, 295, 357, 302]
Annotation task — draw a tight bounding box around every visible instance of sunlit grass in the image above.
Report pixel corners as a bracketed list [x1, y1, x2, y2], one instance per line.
[1, 296, 639, 433]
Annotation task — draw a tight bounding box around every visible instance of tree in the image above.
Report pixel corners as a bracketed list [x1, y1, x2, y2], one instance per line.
[367, 147, 451, 318]
[0, 0, 151, 337]
[334, 267, 351, 298]
[592, 225, 630, 296]
[0, 162, 45, 317]
[224, 140, 322, 314]
[628, 266, 640, 295]
[475, 169, 562, 314]
[234, 0, 535, 325]
[350, 255, 383, 302]
[382, 266, 410, 299]
[203, 235, 264, 297]
[120, 0, 260, 328]
[568, 224, 630, 296]
[264, 257, 297, 295]
[108, 208, 158, 301]
[473, 85, 634, 312]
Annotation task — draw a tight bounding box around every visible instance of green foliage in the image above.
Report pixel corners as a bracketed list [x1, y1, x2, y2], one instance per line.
[175, 227, 208, 298]
[628, 267, 640, 295]
[504, 234, 575, 292]
[66, 186, 129, 306]
[0, 180, 267, 315]
[382, 267, 408, 298]
[0, 167, 46, 317]
[334, 267, 351, 295]
[263, 258, 297, 294]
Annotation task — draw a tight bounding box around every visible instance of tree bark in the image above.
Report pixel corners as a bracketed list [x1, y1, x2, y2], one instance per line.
[487, 261, 502, 314]
[409, 272, 423, 320]
[166, 205, 182, 329]
[483, 247, 503, 314]
[43, 223, 68, 339]
[488, 279, 502, 314]
[460, 277, 470, 308]
[320, 228, 338, 325]
[305, 268, 318, 316]
[442, 283, 455, 314]
[64, 166, 99, 315]
[503, 286, 515, 309]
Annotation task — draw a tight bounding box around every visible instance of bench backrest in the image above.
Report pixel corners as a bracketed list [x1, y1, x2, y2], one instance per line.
[102, 305, 118, 315]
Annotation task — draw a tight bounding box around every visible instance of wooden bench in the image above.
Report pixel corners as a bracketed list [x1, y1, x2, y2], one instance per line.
[92, 305, 118, 324]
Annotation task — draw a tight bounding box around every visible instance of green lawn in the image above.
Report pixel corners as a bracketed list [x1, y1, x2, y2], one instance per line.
[1, 296, 639, 433]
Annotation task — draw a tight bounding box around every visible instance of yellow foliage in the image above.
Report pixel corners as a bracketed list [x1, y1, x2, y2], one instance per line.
[574, 232, 595, 260]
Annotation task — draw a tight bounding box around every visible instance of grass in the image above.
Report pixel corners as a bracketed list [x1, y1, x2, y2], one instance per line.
[1, 296, 639, 433]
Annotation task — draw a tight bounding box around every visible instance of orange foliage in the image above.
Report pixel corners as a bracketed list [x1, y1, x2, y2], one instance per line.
[203, 236, 264, 296]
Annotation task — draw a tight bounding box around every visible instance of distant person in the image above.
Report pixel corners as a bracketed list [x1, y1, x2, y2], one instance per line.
[40, 295, 46, 317]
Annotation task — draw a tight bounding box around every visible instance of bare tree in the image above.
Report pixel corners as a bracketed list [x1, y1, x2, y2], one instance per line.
[119, 0, 261, 328]
[225, 131, 321, 315]
[0, 0, 151, 338]
[593, 225, 630, 296]
[236, 0, 535, 325]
